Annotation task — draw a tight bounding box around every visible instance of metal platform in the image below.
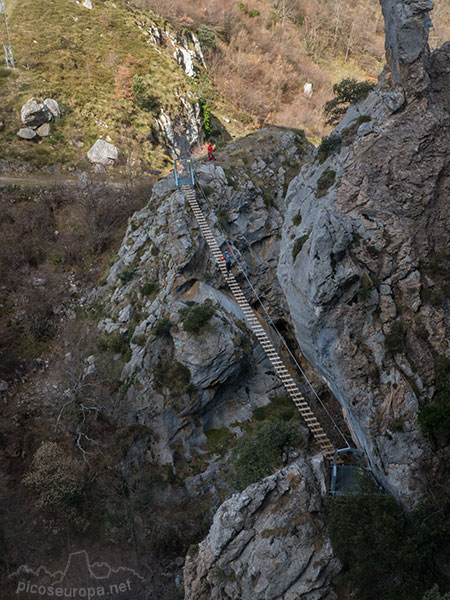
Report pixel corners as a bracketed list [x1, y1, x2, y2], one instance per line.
[330, 448, 368, 494]
[174, 157, 195, 188]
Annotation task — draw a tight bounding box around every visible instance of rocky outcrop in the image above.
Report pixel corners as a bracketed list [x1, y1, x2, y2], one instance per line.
[155, 98, 202, 157]
[380, 0, 434, 87]
[87, 139, 118, 165]
[21, 98, 51, 128]
[19, 97, 60, 140]
[21, 98, 60, 127]
[278, 36, 450, 506]
[93, 128, 309, 467]
[135, 15, 205, 77]
[184, 455, 341, 600]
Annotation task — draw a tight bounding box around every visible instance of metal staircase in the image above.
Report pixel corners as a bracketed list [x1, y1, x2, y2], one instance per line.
[181, 183, 337, 461]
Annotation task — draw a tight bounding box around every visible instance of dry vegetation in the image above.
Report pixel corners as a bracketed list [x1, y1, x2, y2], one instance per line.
[140, 0, 450, 140]
[0, 178, 151, 381]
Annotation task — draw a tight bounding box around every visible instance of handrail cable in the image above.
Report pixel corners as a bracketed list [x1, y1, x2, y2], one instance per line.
[179, 183, 338, 460]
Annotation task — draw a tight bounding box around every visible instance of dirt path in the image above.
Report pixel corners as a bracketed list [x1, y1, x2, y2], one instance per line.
[0, 173, 155, 188]
[0, 174, 78, 186]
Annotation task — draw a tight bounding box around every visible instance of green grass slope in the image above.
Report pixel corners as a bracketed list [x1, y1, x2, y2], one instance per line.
[0, 0, 249, 172]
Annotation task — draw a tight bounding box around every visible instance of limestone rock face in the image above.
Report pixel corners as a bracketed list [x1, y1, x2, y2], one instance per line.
[380, 0, 434, 86]
[278, 42, 450, 507]
[87, 139, 118, 165]
[184, 455, 341, 600]
[93, 128, 308, 466]
[156, 98, 202, 157]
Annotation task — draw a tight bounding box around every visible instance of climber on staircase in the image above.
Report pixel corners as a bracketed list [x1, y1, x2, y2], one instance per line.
[220, 250, 232, 273]
[207, 142, 216, 161]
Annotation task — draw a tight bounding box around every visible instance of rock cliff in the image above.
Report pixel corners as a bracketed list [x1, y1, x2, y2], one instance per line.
[184, 455, 341, 600]
[94, 128, 309, 469]
[278, 6, 450, 505]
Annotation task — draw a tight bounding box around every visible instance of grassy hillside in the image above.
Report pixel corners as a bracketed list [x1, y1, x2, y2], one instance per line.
[0, 0, 250, 172]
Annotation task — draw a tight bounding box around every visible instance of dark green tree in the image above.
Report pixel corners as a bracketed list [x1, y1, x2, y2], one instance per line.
[324, 78, 375, 125]
[328, 485, 450, 600]
[418, 356, 450, 443]
[230, 420, 301, 490]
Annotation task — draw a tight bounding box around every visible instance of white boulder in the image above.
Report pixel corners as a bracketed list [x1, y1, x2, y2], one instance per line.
[303, 82, 313, 98]
[87, 139, 118, 165]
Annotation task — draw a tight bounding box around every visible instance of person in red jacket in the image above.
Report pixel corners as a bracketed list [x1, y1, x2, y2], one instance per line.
[207, 142, 215, 161]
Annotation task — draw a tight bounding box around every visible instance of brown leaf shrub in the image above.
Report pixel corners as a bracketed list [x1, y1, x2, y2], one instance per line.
[23, 441, 85, 523]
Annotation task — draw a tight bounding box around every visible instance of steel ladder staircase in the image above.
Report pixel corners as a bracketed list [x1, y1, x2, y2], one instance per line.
[181, 184, 336, 461]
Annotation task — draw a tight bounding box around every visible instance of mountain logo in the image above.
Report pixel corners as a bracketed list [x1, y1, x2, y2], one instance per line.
[9, 550, 146, 599]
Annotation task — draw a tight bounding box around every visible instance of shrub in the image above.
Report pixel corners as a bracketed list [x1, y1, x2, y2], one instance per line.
[23, 442, 84, 521]
[217, 208, 230, 227]
[418, 356, 450, 442]
[197, 25, 218, 52]
[292, 210, 302, 227]
[181, 301, 215, 334]
[152, 318, 173, 336]
[140, 281, 159, 298]
[316, 168, 336, 198]
[324, 78, 375, 125]
[292, 233, 310, 261]
[317, 135, 342, 164]
[132, 75, 160, 112]
[230, 420, 302, 490]
[422, 586, 450, 600]
[328, 487, 450, 600]
[118, 269, 135, 284]
[201, 101, 212, 136]
[100, 330, 130, 357]
[384, 320, 405, 355]
[358, 274, 373, 302]
[357, 114, 372, 125]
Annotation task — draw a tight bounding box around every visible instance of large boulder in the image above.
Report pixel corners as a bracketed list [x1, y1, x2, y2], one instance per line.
[184, 455, 341, 600]
[87, 139, 118, 165]
[21, 98, 52, 128]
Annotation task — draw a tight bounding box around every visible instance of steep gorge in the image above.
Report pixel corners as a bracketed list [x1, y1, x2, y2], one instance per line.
[1, 1, 449, 598]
